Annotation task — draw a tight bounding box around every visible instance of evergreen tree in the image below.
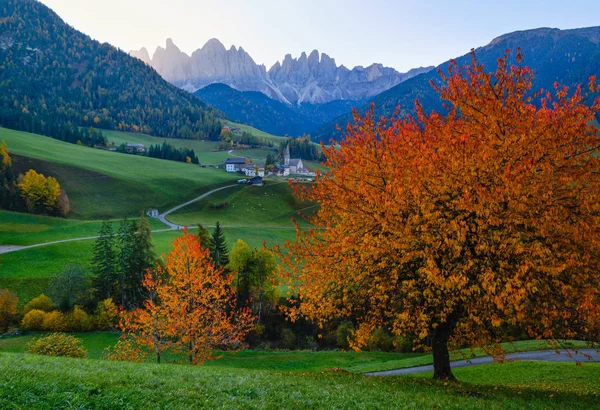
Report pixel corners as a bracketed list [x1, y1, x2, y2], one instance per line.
[210, 221, 229, 268]
[115, 218, 136, 308]
[196, 224, 212, 249]
[128, 214, 155, 307]
[91, 221, 116, 300]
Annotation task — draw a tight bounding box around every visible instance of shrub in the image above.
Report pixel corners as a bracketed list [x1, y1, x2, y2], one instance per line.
[105, 338, 147, 363]
[393, 335, 414, 353]
[94, 299, 118, 330]
[42, 310, 67, 332]
[23, 294, 55, 314]
[367, 328, 394, 352]
[21, 309, 46, 330]
[0, 288, 19, 332]
[336, 321, 355, 350]
[27, 333, 87, 358]
[280, 328, 297, 350]
[66, 306, 91, 332]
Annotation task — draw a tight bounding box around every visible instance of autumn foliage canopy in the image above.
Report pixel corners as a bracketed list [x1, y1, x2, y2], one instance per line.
[280, 51, 600, 379]
[115, 229, 254, 365]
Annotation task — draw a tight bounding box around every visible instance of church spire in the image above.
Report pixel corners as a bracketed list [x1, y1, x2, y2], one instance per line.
[284, 144, 290, 167]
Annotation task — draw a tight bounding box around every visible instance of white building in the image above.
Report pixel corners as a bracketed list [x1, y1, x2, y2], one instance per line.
[225, 158, 247, 172]
[243, 164, 265, 177]
[283, 146, 304, 174]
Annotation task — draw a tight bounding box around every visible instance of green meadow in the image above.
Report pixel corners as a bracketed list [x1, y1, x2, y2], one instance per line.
[167, 182, 316, 228]
[0, 348, 597, 409]
[1, 127, 238, 219]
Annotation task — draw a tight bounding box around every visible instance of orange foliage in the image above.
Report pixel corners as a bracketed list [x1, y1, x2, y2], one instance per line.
[118, 228, 254, 364]
[279, 50, 600, 380]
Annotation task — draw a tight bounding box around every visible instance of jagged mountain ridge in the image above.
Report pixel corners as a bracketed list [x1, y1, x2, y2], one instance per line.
[130, 38, 433, 104]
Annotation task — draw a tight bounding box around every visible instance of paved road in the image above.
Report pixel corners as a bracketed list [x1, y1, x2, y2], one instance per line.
[0, 184, 299, 255]
[364, 349, 600, 376]
[156, 184, 237, 229]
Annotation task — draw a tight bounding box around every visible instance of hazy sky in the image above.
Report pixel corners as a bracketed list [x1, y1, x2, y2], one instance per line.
[40, 0, 600, 72]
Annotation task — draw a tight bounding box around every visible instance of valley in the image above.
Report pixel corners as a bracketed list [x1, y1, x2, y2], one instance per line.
[0, 0, 599, 408]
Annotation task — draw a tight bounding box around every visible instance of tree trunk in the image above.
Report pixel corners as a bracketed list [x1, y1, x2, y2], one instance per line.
[431, 323, 455, 380]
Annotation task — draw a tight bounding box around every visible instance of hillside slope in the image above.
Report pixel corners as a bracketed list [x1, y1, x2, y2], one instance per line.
[195, 84, 360, 137]
[316, 26, 600, 140]
[0, 0, 222, 140]
[1, 127, 235, 218]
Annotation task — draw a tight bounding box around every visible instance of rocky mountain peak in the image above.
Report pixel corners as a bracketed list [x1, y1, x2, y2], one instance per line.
[130, 38, 434, 104]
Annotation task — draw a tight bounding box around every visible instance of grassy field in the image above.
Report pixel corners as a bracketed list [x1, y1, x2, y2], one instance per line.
[104, 130, 279, 165]
[0, 226, 297, 306]
[168, 182, 316, 228]
[0, 349, 598, 409]
[0, 210, 168, 246]
[1, 127, 238, 219]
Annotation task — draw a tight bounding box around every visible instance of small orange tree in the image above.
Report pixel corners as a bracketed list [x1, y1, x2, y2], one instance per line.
[280, 51, 600, 380]
[119, 229, 253, 365]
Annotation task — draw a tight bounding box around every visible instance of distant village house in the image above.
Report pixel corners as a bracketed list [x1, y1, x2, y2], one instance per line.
[225, 157, 248, 172]
[126, 143, 146, 153]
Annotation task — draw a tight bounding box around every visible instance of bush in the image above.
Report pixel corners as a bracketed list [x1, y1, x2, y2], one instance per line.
[66, 306, 91, 332]
[0, 288, 19, 332]
[42, 310, 67, 332]
[21, 309, 46, 330]
[393, 335, 414, 353]
[336, 321, 354, 350]
[94, 299, 118, 330]
[23, 294, 55, 314]
[105, 338, 147, 363]
[280, 328, 297, 350]
[27, 333, 87, 358]
[367, 328, 393, 352]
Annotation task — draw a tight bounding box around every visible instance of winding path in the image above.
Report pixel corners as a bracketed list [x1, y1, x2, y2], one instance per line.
[364, 349, 600, 376]
[0, 183, 298, 255]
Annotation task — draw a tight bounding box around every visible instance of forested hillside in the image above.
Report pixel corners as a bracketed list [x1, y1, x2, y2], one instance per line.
[315, 26, 600, 140]
[195, 83, 360, 137]
[0, 0, 223, 140]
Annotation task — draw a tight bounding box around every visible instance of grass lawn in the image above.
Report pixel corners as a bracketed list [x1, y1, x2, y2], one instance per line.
[104, 130, 278, 165]
[0, 210, 168, 246]
[0, 349, 598, 409]
[168, 181, 316, 228]
[0, 226, 297, 306]
[1, 127, 238, 219]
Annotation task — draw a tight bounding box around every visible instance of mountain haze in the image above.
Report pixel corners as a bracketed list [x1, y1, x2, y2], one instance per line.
[130, 38, 433, 104]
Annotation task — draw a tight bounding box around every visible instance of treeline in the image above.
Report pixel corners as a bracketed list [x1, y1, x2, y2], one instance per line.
[278, 136, 325, 161]
[217, 129, 274, 150]
[115, 141, 200, 165]
[146, 142, 199, 164]
[0, 140, 69, 216]
[0, 0, 223, 142]
[0, 112, 108, 147]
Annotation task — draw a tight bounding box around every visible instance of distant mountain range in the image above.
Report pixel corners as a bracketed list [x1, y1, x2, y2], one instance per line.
[0, 0, 223, 140]
[130, 39, 433, 105]
[314, 26, 600, 140]
[194, 83, 360, 136]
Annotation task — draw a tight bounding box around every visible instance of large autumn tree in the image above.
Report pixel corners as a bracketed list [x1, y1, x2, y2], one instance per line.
[119, 229, 253, 365]
[280, 51, 600, 380]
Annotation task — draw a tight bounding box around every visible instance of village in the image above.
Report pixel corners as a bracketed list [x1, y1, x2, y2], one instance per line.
[223, 145, 315, 186]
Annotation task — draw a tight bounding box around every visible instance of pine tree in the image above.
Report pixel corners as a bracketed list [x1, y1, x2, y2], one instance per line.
[196, 224, 212, 249]
[116, 218, 136, 308]
[91, 221, 116, 300]
[210, 221, 229, 268]
[129, 214, 155, 307]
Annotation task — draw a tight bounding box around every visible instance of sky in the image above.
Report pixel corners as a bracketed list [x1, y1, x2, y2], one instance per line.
[40, 0, 600, 72]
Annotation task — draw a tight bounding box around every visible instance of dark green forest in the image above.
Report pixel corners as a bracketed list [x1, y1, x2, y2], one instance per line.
[0, 0, 223, 141]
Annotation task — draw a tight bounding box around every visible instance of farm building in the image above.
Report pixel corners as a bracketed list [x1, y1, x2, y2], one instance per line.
[224, 157, 248, 172]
